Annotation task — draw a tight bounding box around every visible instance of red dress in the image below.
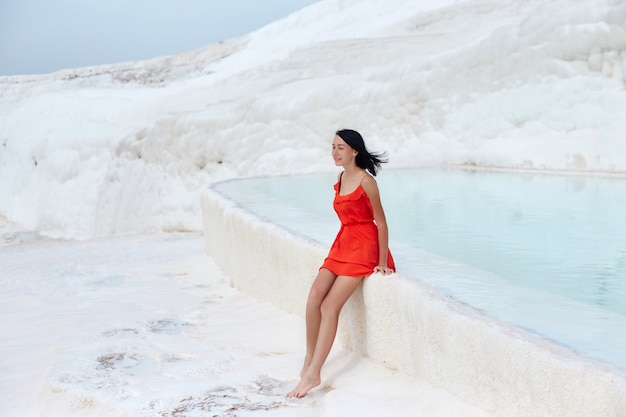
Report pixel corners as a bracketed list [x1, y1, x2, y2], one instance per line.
[320, 177, 396, 277]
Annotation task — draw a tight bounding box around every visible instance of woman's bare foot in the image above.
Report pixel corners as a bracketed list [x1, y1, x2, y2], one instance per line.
[286, 372, 321, 398]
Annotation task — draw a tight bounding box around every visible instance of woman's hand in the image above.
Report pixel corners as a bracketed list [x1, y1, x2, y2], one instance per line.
[373, 265, 393, 275]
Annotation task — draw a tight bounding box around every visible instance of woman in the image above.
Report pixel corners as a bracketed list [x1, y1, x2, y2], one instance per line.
[287, 129, 395, 398]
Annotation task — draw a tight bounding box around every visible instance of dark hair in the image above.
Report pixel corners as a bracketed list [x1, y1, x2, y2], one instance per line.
[336, 129, 388, 176]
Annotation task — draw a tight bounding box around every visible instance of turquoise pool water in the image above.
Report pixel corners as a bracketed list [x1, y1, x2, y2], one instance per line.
[212, 168, 626, 370]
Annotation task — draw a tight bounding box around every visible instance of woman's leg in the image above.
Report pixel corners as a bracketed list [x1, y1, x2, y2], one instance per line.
[302, 268, 336, 376]
[287, 275, 363, 398]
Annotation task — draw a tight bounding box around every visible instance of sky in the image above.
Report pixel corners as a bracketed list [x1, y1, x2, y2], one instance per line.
[0, 0, 320, 76]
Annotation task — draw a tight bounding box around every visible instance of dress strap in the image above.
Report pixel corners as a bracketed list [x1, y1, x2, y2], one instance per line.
[337, 171, 344, 193]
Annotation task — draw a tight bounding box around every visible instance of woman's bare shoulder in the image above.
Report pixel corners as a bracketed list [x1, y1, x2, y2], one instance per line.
[360, 173, 378, 192]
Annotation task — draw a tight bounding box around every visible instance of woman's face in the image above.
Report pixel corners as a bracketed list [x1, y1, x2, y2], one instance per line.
[332, 135, 357, 167]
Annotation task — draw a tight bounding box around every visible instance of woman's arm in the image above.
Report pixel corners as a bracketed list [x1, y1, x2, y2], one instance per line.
[361, 175, 393, 275]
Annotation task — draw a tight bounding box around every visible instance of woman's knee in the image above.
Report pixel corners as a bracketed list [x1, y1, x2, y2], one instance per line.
[307, 285, 326, 307]
[319, 298, 342, 318]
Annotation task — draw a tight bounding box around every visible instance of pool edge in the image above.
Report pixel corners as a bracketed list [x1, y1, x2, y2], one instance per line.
[200, 185, 626, 417]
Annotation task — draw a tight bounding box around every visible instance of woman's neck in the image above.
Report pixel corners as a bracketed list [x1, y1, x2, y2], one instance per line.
[342, 165, 363, 177]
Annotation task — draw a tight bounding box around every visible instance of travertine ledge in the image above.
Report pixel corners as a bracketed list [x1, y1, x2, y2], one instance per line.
[201, 185, 626, 417]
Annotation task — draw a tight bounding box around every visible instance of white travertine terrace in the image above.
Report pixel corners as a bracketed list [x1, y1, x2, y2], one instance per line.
[202, 186, 626, 417]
